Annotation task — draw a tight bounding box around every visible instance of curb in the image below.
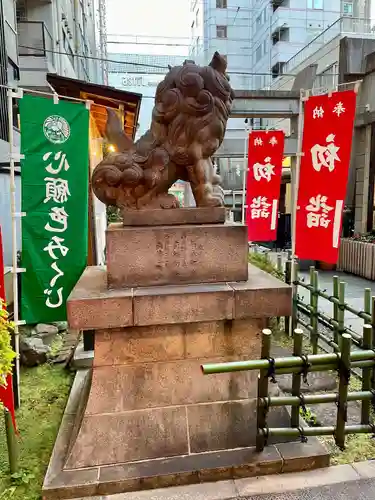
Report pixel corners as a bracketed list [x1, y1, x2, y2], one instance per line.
[72, 460, 375, 499]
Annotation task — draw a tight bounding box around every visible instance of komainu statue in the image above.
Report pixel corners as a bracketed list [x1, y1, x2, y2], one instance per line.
[92, 52, 234, 210]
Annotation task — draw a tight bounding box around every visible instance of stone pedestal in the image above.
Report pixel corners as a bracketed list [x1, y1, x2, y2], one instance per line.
[43, 222, 329, 499]
[106, 223, 248, 288]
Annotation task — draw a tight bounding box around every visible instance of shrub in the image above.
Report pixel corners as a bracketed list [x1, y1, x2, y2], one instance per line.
[0, 300, 17, 381]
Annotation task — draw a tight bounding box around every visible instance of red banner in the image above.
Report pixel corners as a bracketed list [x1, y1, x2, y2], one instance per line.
[246, 130, 285, 241]
[295, 90, 357, 263]
[0, 226, 18, 434]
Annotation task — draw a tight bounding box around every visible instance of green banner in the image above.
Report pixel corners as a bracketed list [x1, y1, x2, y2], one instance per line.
[20, 94, 89, 324]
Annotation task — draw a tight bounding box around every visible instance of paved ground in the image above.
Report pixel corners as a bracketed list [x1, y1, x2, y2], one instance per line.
[245, 479, 375, 499]
[298, 269, 375, 337]
[266, 250, 375, 337]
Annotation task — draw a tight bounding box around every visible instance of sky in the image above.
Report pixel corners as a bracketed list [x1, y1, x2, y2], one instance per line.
[106, 0, 191, 56]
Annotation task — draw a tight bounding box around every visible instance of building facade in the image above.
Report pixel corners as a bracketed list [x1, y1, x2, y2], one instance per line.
[189, 0, 372, 213]
[0, 0, 102, 267]
[17, 0, 101, 90]
[252, 0, 371, 89]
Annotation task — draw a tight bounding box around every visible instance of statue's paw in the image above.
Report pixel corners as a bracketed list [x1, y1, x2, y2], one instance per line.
[200, 193, 224, 207]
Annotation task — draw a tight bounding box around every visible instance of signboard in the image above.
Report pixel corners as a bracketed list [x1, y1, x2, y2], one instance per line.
[246, 130, 285, 241]
[295, 90, 357, 263]
[19, 95, 89, 323]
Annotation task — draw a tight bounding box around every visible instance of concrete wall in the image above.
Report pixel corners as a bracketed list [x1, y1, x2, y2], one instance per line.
[352, 126, 371, 234]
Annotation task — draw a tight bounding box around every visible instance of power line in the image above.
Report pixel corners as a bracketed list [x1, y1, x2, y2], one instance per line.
[18, 43, 339, 79]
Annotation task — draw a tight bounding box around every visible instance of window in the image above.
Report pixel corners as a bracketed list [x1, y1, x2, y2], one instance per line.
[343, 2, 353, 16]
[263, 39, 268, 54]
[216, 25, 227, 38]
[216, 0, 227, 8]
[256, 44, 262, 62]
[262, 7, 268, 23]
[256, 14, 262, 27]
[307, 0, 323, 8]
[196, 9, 199, 27]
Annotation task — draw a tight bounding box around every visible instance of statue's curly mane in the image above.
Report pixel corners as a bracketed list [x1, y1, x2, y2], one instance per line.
[146, 57, 234, 165]
[92, 52, 234, 210]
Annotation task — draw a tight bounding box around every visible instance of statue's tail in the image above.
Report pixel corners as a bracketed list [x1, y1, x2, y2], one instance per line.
[105, 108, 134, 152]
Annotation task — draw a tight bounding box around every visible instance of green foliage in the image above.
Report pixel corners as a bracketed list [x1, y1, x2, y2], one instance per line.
[248, 252, 284, 280]
[47, 336, 64, 359]
[349, 231, 375, 243]
[0, 364, 73, 499]
[300, 406, 320, 427]
[106, 206, 122, 224]
[0, 302, 16, 380]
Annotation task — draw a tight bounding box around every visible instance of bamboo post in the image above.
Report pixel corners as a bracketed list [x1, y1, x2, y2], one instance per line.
[335, 333, 351, 450]
[291, 259, 299, 335]
[277, 254, 283, 274]
[291, 328, 303, 427]
[4, 410, 18, 474]
[256, 329, 272, 452]
[276, 254, 282, 327]
[337, 282, 346, 348]
[361, 325, 372, 425]
[310, 268, 319, 354]
[364, 289, 371, 321]
[285, 258, 292, 335]
[333, 276, 339, 346]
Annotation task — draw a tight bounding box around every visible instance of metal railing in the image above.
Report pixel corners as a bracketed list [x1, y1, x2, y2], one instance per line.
[17, 21, 54, 67]
[282, 17, 375, 75]
[202, 328, 375, 452]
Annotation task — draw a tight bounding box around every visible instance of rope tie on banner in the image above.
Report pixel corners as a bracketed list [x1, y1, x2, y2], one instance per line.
[266, 357, 277, 383]
[299, 354, 311, 385]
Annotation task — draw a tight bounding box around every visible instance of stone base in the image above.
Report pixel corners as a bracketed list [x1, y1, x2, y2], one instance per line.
[121, 207, 226, 226]
[66, 318, 273, 469]
[67, 264, 293, 330]
[42, 369, 330, 500]
[106, 222, 248, 288]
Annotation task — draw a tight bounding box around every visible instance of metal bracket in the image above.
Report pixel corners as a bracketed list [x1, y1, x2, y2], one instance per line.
[10, 153, 25, 162]
[8, 89, 23, 99]
[10, 268, 26, 274]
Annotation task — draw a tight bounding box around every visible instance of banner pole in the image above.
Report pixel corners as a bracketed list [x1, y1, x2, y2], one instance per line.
[7, 89, 20, 405]
[289, 89, 305, 336]
[241, 120, 250, 225]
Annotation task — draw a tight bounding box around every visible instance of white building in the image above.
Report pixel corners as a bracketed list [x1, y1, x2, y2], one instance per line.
[16, 0, 101, 90]
[0, 0, 102, 267]
[108, 53, 187, 138]
[189, 1, 373, 193]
